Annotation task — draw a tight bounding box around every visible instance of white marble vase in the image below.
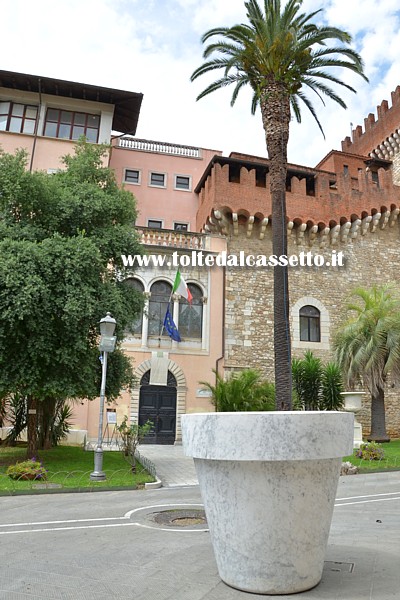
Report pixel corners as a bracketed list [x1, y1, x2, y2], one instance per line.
[182, 411, 354, 595]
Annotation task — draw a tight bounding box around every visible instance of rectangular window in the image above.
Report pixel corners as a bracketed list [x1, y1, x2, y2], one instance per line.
[0, 101, 38, 134]
[174, 222, 188, 231]
[124, 169, 140, 184]
[43, 108, 100, 142]
[175, 175, 191, 190]
[149, 172, 166, 187]
[147, 219, 163, 229]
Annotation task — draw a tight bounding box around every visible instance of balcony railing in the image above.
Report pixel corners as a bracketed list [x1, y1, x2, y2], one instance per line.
[137, 227, 209, 250]
[118, 137, 201, 158]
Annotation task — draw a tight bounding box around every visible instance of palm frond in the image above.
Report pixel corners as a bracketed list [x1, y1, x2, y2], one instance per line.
[191, 0, 368, 134]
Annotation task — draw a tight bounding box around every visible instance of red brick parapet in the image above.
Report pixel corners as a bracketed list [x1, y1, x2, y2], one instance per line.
[196, 157, 400, 235]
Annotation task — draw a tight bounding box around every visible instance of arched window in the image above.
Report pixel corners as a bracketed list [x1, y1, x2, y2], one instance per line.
[179, 283, 203, 339]
[299, 305, 320, 342]
[149, 280, 172, 337]
[123, 278, 144, 335]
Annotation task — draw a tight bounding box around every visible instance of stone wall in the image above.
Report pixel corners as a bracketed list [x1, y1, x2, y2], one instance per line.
[224, 221, 400, 437]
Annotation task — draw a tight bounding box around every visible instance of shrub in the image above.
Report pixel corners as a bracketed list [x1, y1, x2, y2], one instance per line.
[7, 458, 47, 480]
[355, 442, 385, 461]
[292, 351, 344, 411]
[200, 369, 275, 412]
[116, 416, 153, 473]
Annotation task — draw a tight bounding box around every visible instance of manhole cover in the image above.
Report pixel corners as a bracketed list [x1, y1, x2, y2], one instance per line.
[151, 509, 207, 529]
[324, 561, 355, 573]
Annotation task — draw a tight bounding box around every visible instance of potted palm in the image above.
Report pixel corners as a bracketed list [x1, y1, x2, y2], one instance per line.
[183, 0, 366, 594]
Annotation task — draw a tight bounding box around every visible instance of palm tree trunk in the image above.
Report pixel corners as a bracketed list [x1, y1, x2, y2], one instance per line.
[261, 83, 292, 410]
[368, 387, 390, 442]
[26, 395, 38, 459]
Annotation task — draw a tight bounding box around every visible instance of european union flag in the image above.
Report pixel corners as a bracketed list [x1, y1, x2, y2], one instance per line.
[163, 305, 181, 342]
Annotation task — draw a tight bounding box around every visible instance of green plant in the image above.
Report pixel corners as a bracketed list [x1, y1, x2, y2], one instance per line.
[0, 140, 143, 457]
[116, 416, 153, 473]
[2, 395, 73, 449]
[200, 369, 275, 412]
[42, 399, 74, 448]
[320, 362, 344, 410]
[355, 442, 385, 461]
[292, 351, 344, 411]
[7, 458, 47, 480]
[4, 393, 27, 446]
[292, 351, 322, 410]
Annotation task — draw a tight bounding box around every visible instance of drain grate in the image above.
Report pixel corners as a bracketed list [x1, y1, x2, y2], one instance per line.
[151, 509, 207, 529]
[324, 561, 355, 573]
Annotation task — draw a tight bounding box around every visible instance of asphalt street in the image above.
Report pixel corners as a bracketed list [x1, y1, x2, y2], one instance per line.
[0, 470, 399, 599]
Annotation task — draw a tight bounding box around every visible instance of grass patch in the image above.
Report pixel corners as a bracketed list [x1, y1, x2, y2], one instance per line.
[344, 439, 400, 473]
[0, 444, 155, 493]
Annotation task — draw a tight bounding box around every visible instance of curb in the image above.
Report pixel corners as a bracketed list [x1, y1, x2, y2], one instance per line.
[145, 477, 162, 490]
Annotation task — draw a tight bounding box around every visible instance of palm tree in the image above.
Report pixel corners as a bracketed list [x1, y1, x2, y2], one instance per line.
[334, 286, 400, 442]
[191, 0, 367, 409]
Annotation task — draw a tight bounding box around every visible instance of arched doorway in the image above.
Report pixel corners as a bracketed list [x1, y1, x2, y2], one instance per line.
[139, 370, 177, 444]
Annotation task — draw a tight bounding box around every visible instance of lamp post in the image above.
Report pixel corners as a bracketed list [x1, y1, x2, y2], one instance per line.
[90, 312, 117, 481]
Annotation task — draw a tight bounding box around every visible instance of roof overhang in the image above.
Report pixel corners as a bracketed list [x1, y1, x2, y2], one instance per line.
[0, 69, 143, 135]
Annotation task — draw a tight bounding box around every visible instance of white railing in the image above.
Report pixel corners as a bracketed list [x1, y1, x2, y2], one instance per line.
[118, 137, 201, 158]
[137, 227, 209, 250]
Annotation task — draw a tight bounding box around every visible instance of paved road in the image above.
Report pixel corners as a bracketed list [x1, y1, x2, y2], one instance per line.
[0, 472, 399, 599]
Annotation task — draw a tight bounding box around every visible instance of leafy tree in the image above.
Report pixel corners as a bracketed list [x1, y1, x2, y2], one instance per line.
[191, 0, 367, 409]
[200, 369, 275, 412]
[0, 141, 143, 457]
[334, 286, 400, 442]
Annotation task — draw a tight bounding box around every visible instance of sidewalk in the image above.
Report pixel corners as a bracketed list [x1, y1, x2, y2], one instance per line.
[138, 443, 199, 487]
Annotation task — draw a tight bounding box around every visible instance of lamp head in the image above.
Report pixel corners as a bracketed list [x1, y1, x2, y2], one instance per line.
[100, 312, 116, 337]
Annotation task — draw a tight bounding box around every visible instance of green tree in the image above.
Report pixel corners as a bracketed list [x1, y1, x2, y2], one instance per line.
[0, 141, 143, 457]
[334, 286, 400, 442]
[200, 369, 275, 412]
[191, 0, 367, 409]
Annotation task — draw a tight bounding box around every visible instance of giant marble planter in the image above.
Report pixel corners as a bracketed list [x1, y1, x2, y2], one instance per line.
[182, 411, 354, 595]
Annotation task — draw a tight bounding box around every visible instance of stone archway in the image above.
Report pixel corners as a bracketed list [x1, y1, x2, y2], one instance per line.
[131, 358, 187, 443]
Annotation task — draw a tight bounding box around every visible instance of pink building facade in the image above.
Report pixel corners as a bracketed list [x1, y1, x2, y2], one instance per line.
[0, 70, 226, 445]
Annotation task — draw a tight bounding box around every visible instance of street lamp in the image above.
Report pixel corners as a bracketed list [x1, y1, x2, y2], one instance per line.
[90, 312, 117, 481]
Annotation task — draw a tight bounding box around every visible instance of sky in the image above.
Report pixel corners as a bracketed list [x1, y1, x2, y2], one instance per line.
[2, 0, 400, 167]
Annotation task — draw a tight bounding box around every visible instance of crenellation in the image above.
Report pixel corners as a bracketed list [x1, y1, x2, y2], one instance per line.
[377, 99, 389, 118]
[341, 87, 400, 158]
[196, 154, 400, 232]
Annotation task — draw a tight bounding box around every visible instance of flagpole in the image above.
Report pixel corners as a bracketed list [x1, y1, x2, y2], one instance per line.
[159, 289, 174, 339]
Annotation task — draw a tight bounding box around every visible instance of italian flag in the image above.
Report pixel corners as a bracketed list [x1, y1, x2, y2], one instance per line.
[173, 270, 193, 304]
